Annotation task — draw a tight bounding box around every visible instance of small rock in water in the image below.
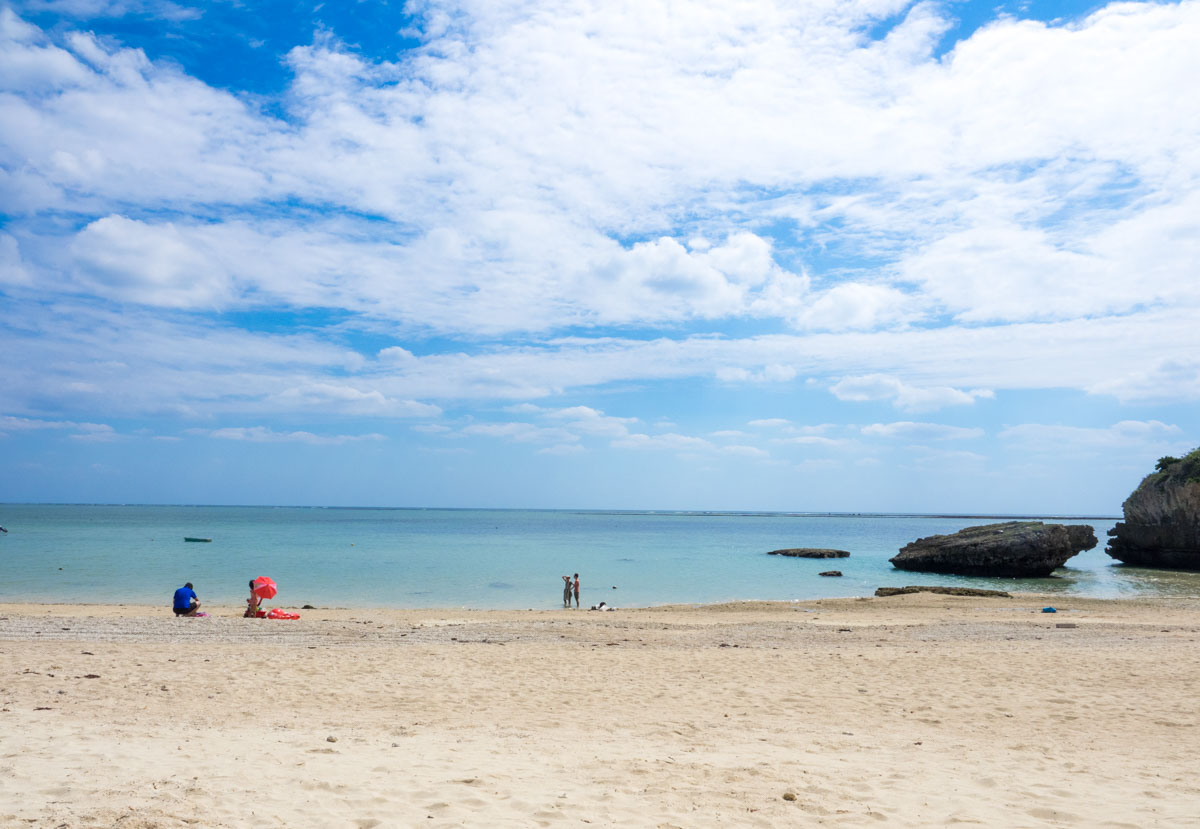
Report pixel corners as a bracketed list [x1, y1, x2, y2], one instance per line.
[767, 548, 850, 559]
[818, 570, 843, 577]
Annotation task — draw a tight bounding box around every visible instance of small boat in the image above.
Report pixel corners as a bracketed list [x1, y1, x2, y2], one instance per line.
[184, 537, 212, 543]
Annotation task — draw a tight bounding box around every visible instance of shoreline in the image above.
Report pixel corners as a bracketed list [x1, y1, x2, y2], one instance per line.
[4, 593, 1199, 826]
[5, 589, 1200, 615]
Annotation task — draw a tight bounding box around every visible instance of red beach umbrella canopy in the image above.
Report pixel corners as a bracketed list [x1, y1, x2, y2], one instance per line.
[251, 576, 277, 600]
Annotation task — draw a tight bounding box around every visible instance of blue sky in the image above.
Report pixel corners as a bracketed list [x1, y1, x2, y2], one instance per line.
[2, 0, 1198, 513]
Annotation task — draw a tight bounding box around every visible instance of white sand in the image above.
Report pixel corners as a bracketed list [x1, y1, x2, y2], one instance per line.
[2, 594, 1200, 827]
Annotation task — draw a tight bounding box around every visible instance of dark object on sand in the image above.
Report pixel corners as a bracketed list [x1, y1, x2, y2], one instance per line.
[302, 604, 316, 609]
[767, 548, 850, 558]
[818, 570, 843, 577]
[875, 586, 1011, 598]
[890, 521, 1096, 577]
[1106, 448, 1200, 570]
[184, 537, 212, 543]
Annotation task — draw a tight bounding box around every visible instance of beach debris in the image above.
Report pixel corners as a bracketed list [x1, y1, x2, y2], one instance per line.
[782, 792, 797, 801]
[891, 522, 1096, 577]
[1056, 623, 1077, 628]
[327, 735, 338, 743]
[875, 586, 1011, 598]
[767, 548, 850, 558]
[302, 604, 316, 609]
[83, 674, 101, 679]
[1042, 607, 1057, 613]
[1107, 448, 1200, 570]
[819, 570, 843, 577]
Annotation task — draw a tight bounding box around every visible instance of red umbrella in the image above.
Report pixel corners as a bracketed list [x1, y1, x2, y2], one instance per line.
[251, 576, 277, 600]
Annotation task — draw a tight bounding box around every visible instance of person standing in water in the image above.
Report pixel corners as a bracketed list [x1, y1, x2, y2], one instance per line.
[562, 574, 572, 608]
[573, 573, 580, 608]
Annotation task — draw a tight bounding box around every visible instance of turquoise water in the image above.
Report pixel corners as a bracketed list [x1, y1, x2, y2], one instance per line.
[1, 504, 1197, 609]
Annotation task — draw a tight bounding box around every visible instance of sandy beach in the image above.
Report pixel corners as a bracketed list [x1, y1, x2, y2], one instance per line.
[2, 594, 1199, 828]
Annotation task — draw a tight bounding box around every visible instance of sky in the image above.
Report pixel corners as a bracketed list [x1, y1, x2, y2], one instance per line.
[1, 0, 1198, 513]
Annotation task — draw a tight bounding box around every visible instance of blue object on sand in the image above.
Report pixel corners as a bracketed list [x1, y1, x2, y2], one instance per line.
[1042, 607, 1057, 613]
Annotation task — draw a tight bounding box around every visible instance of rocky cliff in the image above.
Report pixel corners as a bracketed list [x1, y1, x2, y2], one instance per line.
[1106, 448, 1200, 570]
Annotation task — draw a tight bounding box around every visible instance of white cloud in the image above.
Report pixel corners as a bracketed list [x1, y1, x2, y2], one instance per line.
[830, 374, 994, 412]
[542, 405, 638, 437]
[66, 423, 121, 442]
[721, 444, 770, 458]
[998, 420, 1185, 453]
[460, 422, 578, 444]
[266, 383, 441, 418]
[2, 0, 1200, 469]
[69, 215, 235, 308]
[773, 435, 853, 448]
[538, 443, 587, 456]
[1086, 357, 1200, 403]
[0, 233, 30, 285]
[0, 414, 113, 439]
[787, 282, 918, 331]
[715, 363, 798, 383]
[16, 1, 201, 21]
[862, 421, 985, 440]
[4, 1, 1197, 339]
[206, 426, 387, 445]
[748, 418, 791, 429]
[611, 432, 713, 452]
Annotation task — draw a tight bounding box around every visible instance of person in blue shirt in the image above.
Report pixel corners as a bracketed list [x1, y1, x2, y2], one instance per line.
[173, 582, 200, 616]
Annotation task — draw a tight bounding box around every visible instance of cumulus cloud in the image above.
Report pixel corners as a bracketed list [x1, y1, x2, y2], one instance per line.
[3, 0, 1200, 501]
[830, 374, 994, 412]
[5, 1, 1197, 339]
[542, 405, 638, 437]
[861, 421, 985, 440]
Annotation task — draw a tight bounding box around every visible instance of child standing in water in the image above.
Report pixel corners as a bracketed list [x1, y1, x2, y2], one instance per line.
[573, 573, 580, 608]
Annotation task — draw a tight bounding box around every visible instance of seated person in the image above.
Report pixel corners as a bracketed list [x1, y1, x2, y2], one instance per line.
[173, 582, 200, 616]
[245, 579, 261, 617]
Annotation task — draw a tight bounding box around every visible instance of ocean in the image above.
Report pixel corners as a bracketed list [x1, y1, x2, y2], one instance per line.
[1, 504, 1197, 609]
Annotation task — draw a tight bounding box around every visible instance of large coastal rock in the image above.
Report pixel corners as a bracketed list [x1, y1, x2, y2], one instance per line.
[1107, 449, 1200, 570]
[890, 521, 1097, 578]
[767, 548, 850, 558]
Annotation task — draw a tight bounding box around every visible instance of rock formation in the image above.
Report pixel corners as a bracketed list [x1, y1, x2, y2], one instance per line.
[890, 521, 1096, 577]
[1106, 448, 1200, 570]
[766, 548, 850, 558]
[875, 586, 1011, 598]
[818, 570, 843, 577]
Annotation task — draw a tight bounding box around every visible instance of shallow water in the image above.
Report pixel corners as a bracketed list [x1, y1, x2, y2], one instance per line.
[1, 504, 1196, 609]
